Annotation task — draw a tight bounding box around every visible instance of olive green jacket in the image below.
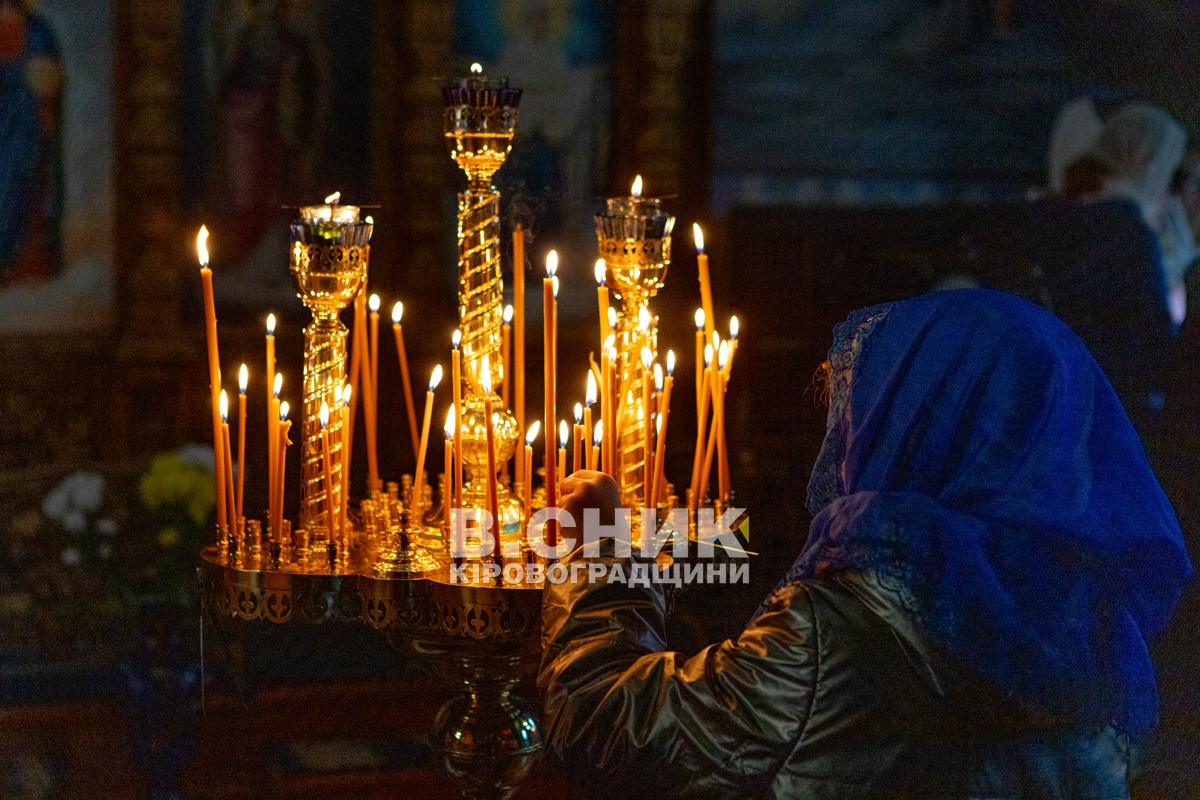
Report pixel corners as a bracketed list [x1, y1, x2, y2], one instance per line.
[539, 549, 1132, 799]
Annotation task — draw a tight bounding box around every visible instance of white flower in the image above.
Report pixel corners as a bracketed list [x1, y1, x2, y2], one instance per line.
[176, 444, 215, 474]
[42, 471, 105, 524]
[61, 547, 81, 567]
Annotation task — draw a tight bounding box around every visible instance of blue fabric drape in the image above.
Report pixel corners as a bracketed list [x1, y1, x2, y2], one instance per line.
[787, 288, 1191, 738]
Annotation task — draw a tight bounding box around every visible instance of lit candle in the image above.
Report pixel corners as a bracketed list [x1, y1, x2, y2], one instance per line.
[501, 304, 513, 408]
[690, 344, 713, 509]
[573, 403, 584, 474]
[299, 191, 361, 226]
[523, 421, 539, 522]
[271, 372, 282, 530]
[651, 352, 675, 509]
[557, 420, 568, 490]
[584, 372, 597, 470]
[641, 347, 653, 512]
[603, 339, 617, 478]
[237, 364, 248, 520]
[348, 292, 366, 495]
[367, 293, 381, 493]
[694, 309, 705, 416]
[595, 259, 610, 346]
[219, 390, 236, 530]
[320, 400, 337, 547]
[482, 355, 502, 568]
[266, 313, 276, 526]
[716, 341, 731, 502]
[277, 401, 291, 540]
[543, 251, 559, 544]
[392, 301, 420, 463]
[340, 385, 352, 538]
[414, 364, 443, 508]
[513, 226, 525, 486]
[443, 407, 455, 531]
[197, 226, 227, 529]
[591, 421, 603, 476]
[726, 315, 740, 377]
[694, 223, 715, 345]
[451, 330, 463, 510]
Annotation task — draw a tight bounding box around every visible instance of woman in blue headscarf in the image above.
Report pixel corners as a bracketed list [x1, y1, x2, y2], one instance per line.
[540, 289, 1191, 799]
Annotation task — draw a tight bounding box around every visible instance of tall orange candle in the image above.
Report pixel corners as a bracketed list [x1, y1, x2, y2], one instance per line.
[690, 344, 713, 508]
[595, 259, 610, 346]
[277, 401, 291, 540]
[414, 364, 443, 507]
[726, 316, 740, 377]
[591, 422, 602, 477]
[236, 365, 248, 520]
[651, 352, 675, 508]
[443, 407, 455, 531]
[557, 420, 568, 489]
[271, 372, 283, 530]
[219, 391, 236, 530]
[513, 225, 526, 485]
[603, 340, 617, 477]
[340, 385, 352, 537]
[320, 401, 337, 546]
[451, 330, 463, 510]
[367, 293, 381, 492]
[694, 223, 715, 345]
[523, 421, 539, 520]
[694, 309, 705, 416]
[641, 347, 653, 512]
[197, 226, 227, 529]
[501, 304, 512, 408]
[715, 342, 731, 501]
[543, 252, 558, 544]
[391, 301, 420, 462]
[584, 372, 597, 470]
[347, 293, 365, 496]
[572, 403, 584, 474]
[266, 313, 276, 523]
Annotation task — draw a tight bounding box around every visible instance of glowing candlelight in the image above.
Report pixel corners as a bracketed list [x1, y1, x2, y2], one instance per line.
[340, 385, 352, 537]
[237, 364, 248, 521]
[557, 419, 568, 490]
[607, 306, 617, 333]
[591, 420, 603, 476]
[392, 301, 420, 463]
[694, 309, 705, 414]
[573, 402, 584, 474]
[348, 292, 366, 499]
[716, 340, 730, 502]
[265, 314, 277, 527]
[513, 225, 526, 485]
[319, 400, 337, 548]
[197, 225, 227, 529]
[726, 315, 740, 376]
[219, 390, 236, 529]
[452, 329, 463, 510]
[595, 259, 610, 346]
[482, 356, 501, 567]
[641, 346, 653, 512]
[523, 421, 539, 523]
[603, 339, 617, 477]
[414, 364, 443, 509]
[443, 407, 455, 531]
[690, 344, 714, 509]
[501, 304, 513, 408]
[543, 251, 559, 544]
[277, 401, 291, 540]
[651, 351, 675, 509]
[584, 372, 597, 470]
[367, 293, 381, 492]
[694, 223, 715, 345]
[631, 174, 643, 198]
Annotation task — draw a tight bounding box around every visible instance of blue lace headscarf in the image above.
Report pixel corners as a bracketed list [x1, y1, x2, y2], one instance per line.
[788, 288, 1191, 739]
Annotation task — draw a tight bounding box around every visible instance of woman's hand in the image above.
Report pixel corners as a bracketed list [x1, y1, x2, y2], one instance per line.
[558, 470, 621, 538]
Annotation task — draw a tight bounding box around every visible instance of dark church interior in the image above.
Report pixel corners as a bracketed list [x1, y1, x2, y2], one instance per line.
[2, 0, 1199, 797]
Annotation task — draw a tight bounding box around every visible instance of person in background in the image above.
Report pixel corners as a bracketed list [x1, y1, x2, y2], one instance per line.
[540, 290, 1191, 800]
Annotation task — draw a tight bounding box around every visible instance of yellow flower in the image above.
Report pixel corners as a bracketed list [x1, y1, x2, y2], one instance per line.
[158, 527, 180, 548]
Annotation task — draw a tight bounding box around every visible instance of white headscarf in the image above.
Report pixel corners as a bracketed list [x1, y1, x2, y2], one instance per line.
[1047, 97, 1104, 193]
[1085, 102, 1187, 217]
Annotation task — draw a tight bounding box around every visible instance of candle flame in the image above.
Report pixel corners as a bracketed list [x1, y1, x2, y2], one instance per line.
[574, 402, 583, 423]
[607, 346, 617, 362]
[319, 400, 330, 427]
[641, 346, 652, 368]
[481, 354, 492, 394]
[452, 329, 461, 349]
[665, 217, 676, 236]
[343, 384, 352, 406]
[730, 315, 740, 339]
[704, 343, 713, 366]
[444, 406, 455, 438]
[585, 371, 597, 405]
[718, 340, 729, 370]
[470, 62, 483, 74]
[392, 301, 403, 324]
[526, 420, 540, 445]
[692, 222, 704, 253]
[559, 420, 569, 448]
[657, 413, 663, 433]
[503, 304, 513, 324]
[593, 420, 603, 445]
[654, 363, 663, 391]
[324, 191, 341, 204]
[712, 331, 721, 352]
[607, 306, 617, 329]
[429, 364, 444, 392]
[267, 313, 277, 336]
[280, 400, 290, 421]
[273, 371, 283, 398]
[594, 259, 607, 286]
[552, 275, 559, 298]
[631, 175, 643, 198]
[238, 364, 248, 394]
[365, 215, 374, 225]
[638, 307, 651, 332]
[369, 293, 381, 313]
[546, 249, 558, 277]
[694, 308, 705, 330]
[667, 349, 676, 375]
[603, 333, 616, 352]
[196, 225, 209, 266]
[219, 389, 229, 421]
